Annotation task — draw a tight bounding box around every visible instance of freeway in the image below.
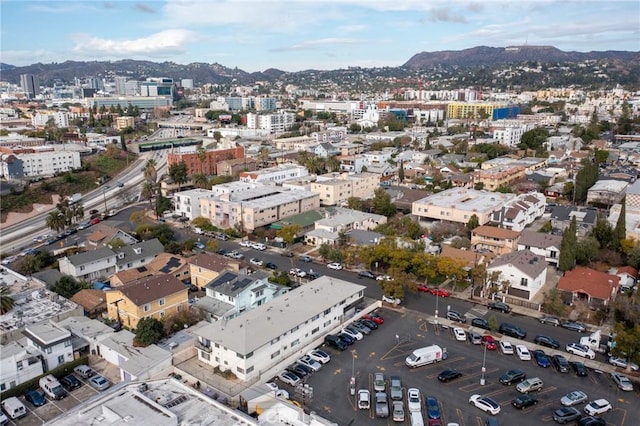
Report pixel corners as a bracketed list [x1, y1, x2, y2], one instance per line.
[0, 149, 167, 255]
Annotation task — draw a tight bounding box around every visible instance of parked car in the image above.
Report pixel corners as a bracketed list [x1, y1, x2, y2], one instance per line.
[374, 372, 386, 392]
[300, 255, 312, 262]
[577, 417, 606, 426]
[364, 312, 384, 324]
[89, 375, 110, 391]
[499, 368, 526, 385]
[468, 394, 501, 415]
[327, 262, 343, 270]
[351, 321, 371, 335]
[298, 355, 322, 371]
[561, 321, 587, 333]
[307, 349, 331, 364]
[516, 345, 531, 361]
[250, 242, 266, 251]
[407, 388, 421, 412]
[468, 331, 482, 345]
[376, 275, 393, 281]
[570, 361, 588, 377]
[561, 390, 588, 407]
[566, 343, 596, 360]
[390, 376, 403, 400]
[516, 377, 543, 394]
[610, 372, 633, 391]
[539, 315, 561, 326]
[533, 350, 551, 368]
[534, 335, 560, 349]
[307, 270, 321, 279]
[265, 262, 277, 270]
[359, 318, 378, 330]
[552, 354, 571, 373]
[426, 397, 441, 419]
[278, 371, 301, 386]
[481, 335, 497, 350]
[358, 389, 370, 409]
[553, 407, 582, 424]
[453, 327, 466, 341]
[429, 288, 451, 297]
[382, 294, 402, 304]
[488, 301, 511, 313]
[437, 368, 462, 382]
[358, 270, 376, 279]
[342, 326, 363, 341]
[25, 389, 46, 407]
[324, 334, 347, 350]
[471, 318, 490, 330]
[239, 240, 252, 247]
[60, 374, 82, 391]
[584, 399, 612, 416]
[499, 340, 514, 355]
[250, 258, 264, 266]
[375, 392, 389, 418]
[286, 364, 311, 378]
[289, 268, 307, 278]
[392, 400, 405, 422]
[445, 310, 466, 323]
[73, 365, 94, 378]
[608, 356, 639, 371]
[417, 284, 430, 292]
[499, 323, 526, 339]
[512, 394, 538, 409]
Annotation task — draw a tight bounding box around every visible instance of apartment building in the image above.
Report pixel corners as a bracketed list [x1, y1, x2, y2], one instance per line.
[245, 111, 295, 134]
[32, 111, 69, 128]
[193, 276, 365, 381]
[239, 163, 309, 184]
[471, 225, 521, 255]
[19, 149, 81, 177]
[517, 230, 562, 266]
[446, 101, 510, 119]
[0, 341, 45, 391]
[167, 143, 245, 176]
[412, 188, 516, 225]
[586, 179, 628, 206]
[189, 252, 242, 290]
[115, 116, 135, 130]
[311, 172, 379, 206]
[200, 185, 320, 231]
[105, 274, 189, 329]
[491, 120, 534, 146]
[173, 188, 218, 220]
[217, 157, 257, 177]
[490, 192, 546, 232]
[272, 135, 314, 151]
[339, 155, 369, 173]
[474, 166, 526, 191]
[23, 322, 74, 371]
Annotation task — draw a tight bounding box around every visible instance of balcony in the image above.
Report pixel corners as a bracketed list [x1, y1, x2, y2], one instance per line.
[196, 341, 212, 353]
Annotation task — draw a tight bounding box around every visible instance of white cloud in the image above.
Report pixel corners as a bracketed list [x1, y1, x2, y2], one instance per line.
[270, 38, 364, 52]
[70, 29, 195, 58]
[0, 50, 59, 66]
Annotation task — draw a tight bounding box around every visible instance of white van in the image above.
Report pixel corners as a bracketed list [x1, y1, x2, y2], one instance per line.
[405, 345, 447, 368]
[409, 410, 425, 426]
[1, 397, 27, 419]
[39, 374, 67, 400]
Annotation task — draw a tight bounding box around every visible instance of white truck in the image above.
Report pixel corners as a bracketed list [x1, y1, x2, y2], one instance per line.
[67, 193, 82, 204]
[580, 330, 613, 354]
[405, 345, 447, 368]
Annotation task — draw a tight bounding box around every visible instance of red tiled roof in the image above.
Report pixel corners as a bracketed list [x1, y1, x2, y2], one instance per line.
[617, 266, 638, 278]
[472, 225, 521, 240]
[557, 267, 619, 300]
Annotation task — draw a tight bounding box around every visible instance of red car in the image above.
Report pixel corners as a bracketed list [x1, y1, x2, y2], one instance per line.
[481, 335, 497, 350]
[429, 288, 451, 297]
[364, 313, 384, 324]
[417, 284, 430, 293]
[89, 217, 102, 225]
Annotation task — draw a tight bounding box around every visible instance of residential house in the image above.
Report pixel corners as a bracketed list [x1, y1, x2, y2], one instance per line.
[56, 316, 114, 358]
[586, 179, 628, 206]
[110, 252, 190, 287]
[85, 224, 138, 249]
[105, 274, 189, 329]
[70, 289, 107, 317]
[550, 206, 598, 236]
[113, 239, 165, 273]
[517, 230, 562, 266]
[346, 229, 385, 246]
[189, 252, 242, 290]
[470, 226, 520, 255]
[23, 321, 74, 371]
[490, 192, 546, 232]
[412, 188, 516, 225]
[309, 142, 339, 158]
[557, 267, 620, 308]
[193, 277, 365, 381]
[614, 266, 638, 292]
[440, 246, 496, 269]
[305, 207, 387, 247]
[196, 270, 288, 321]
[97, 330, 172, 382]
[0, 340, 44, 391]
[486, 250, 548, 301]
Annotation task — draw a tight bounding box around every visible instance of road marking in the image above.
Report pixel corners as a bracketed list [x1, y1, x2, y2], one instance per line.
[455, 408, 466, 426]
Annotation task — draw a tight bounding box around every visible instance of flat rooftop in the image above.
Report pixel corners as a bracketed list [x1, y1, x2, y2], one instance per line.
[414, 188, 516, 212]
[47, 379, 257, 426]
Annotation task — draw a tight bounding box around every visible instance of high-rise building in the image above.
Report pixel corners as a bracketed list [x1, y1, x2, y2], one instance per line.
[114, 77, 127, 95]
[20, 74, 40, 99]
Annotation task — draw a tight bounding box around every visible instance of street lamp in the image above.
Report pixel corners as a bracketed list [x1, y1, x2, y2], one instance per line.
[102, 185, 110, 213]
[434, 292, 439, 326]
[480, 342, 487, 385]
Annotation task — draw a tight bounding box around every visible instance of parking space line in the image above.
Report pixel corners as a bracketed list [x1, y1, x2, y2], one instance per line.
[455, 408, 466, 426]
[497, 386, 557, 405]
[24, 404, 45, 423]
[613, 407, 627, 425]
[475, 416, 484, 426]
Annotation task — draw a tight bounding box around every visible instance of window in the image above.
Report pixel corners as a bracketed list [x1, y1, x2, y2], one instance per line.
[143, 304, 150, 312]
[323, 320, 331, 328]
[159, 298, 166, 306]
[64, 340, 72, 347]
[271, 350, 280, 359]
[312, 327, 319, 334]
[16, 361, 22, 369]
[291, 339, 300, 347]
[0, 383, 5, 391]
[58, 355, 65, 364]
[520, 277, 528, 287]
[236, 366, 244, 374]
[550, 251, 557, 258]
[159, 311, 165, 318]
[246, 366, 254, 374]
[46, 347, 52, 354]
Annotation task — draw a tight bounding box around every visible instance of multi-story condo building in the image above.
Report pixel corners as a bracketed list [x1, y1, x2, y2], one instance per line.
[491, 120, 534, 146]
[446, 101, 510, 120]
[0, 341, 45, 391]
[193, 276, 365, 381]
[32, 111, 69, 128]
[23, 322, 74, 371]
[115, 116, 135, 130]
[200, 184, 320, 231]
[311, 172, 380, 206]
[254, 97, 277, 111]
[173, 188, 218, 220]
[20, 74, 40, 99]
[166, 143, 245, 176]
[471, 225, 521, 255]
[245, 111, 295, 134]
[19, 149, 81, 177]
[86, 96, 172, 110]
[473, 166, 526, 191]
[239, 163, 308, 184]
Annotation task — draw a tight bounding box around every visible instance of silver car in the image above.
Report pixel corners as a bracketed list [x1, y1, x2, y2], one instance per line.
[374, 372, 386, 392]
[611, 372, 633, 391]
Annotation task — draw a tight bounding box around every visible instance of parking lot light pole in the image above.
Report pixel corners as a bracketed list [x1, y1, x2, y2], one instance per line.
[102, 185, 109, 213]
[434, 293, 439, 325]
[480, 343, 487, 385]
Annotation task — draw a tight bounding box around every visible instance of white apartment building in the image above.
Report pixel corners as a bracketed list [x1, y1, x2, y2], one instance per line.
[32, 111, 69, 128]
[239, 163, 309, 184]
[193, 277, 365, 381]
[23, 322, 74, 371]
[0, 340, 45, 391]
[492, 120, 534, 146]
[311, 172, 380, 206]
[339, 155, 369, 173]
[20, 150, 81, 177]
[173, 188, 218, 220]
[246, 111, 296, 134]
[490, 192, 546, 232]
[363, 150, 394, 165]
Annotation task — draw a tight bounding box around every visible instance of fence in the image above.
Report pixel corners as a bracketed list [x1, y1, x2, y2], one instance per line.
[502, 295, 541, 311]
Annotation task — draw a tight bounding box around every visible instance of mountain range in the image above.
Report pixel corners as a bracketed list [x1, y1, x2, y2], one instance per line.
[1, 45, 638, 87]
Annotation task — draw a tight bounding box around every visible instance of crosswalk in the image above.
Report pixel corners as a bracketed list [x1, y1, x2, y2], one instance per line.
[465, 306, 489, 320]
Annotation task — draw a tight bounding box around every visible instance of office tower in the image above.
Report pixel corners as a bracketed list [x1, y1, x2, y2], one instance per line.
[20, 74, 40, 99]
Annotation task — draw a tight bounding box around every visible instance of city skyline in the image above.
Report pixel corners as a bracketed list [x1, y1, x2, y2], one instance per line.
[1, 1, 639, 72]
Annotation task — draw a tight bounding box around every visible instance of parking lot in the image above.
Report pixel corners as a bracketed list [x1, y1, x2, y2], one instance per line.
[6, 370, 110, 425]
[282, 308, 639, 425]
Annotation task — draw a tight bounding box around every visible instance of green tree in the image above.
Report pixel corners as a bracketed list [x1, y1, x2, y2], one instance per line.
[46, 211, 66, 232]
[0, 287, 15, 314]
[487, 314, 498, 332]
[276, 224, 301, 247]
[613, 199, 626, 249]
[52, 276, 87, 299]
[519, 128, 549, 153]
[592, 218, 614, 249]
[212, 131, 222, 142]
[110, 238, 126, 249]
[192, 172, 209, 189]
[539, 220, 553, 233]
[611, 322, 640, 368]
[575, 237, 600, 265]
[398, 160, 405, 183]
[144, 159, 157, 183]
[169, 161, 188, 191]
[134, 317, 164, 346]
[347, 197, 364, 211]
[573, 160, 599, 203]
[269, 271, 293, 287]
[466, 214, 480, 234]
[372, 187, 396, 217]
[541, 288, 568, 316]
[594, 149, 609, 164]
[559, 216, 577, 272]
[141, 181, 156, 209]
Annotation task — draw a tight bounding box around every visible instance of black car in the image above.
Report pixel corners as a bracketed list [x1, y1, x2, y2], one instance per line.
[60, 374, 82, 391]
[534, 335, 560, 349]
[499, 369, 526, 385]
[471, 318, 490, 330]
[488, 301, 511, 313]
[551, 354, 570, 373]
[215, 248, 228, 256]
[265, 262, 277, 270]
[445, 310, 466, 323]
[286, 363, 311, 378]
[578, 417, 606, 426]
[499, 323, 526, 339]
[512, 394, 538, 409]
[553, 407, 581, 424]
[437, 368, 462, 382]
[570, 361, 588, 377]
[358, 270, 376, 279]
[324, 334, 347, 351]
[359, 318, 378, 330]
[338, 333, 355, 345]
[561, 321, 586, 333]
[280, 251, 294, 257]
[307, 271, 321, 279]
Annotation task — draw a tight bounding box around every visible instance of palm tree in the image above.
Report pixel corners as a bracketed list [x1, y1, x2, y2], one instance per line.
[144, 159, 157, 183]
[325, 155, 341, 173]
[196, 147, 208, 174]
[258, 147, 270, 168]
[0, 287, 15, 314]
[141, 181, 156, 209]
[192, 172, 209, 189]
[46, 210, 66, 232]
[169, 161, 188, 191]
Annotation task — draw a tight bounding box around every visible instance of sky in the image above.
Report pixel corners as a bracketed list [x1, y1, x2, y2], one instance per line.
[1, 0, 639, 72]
